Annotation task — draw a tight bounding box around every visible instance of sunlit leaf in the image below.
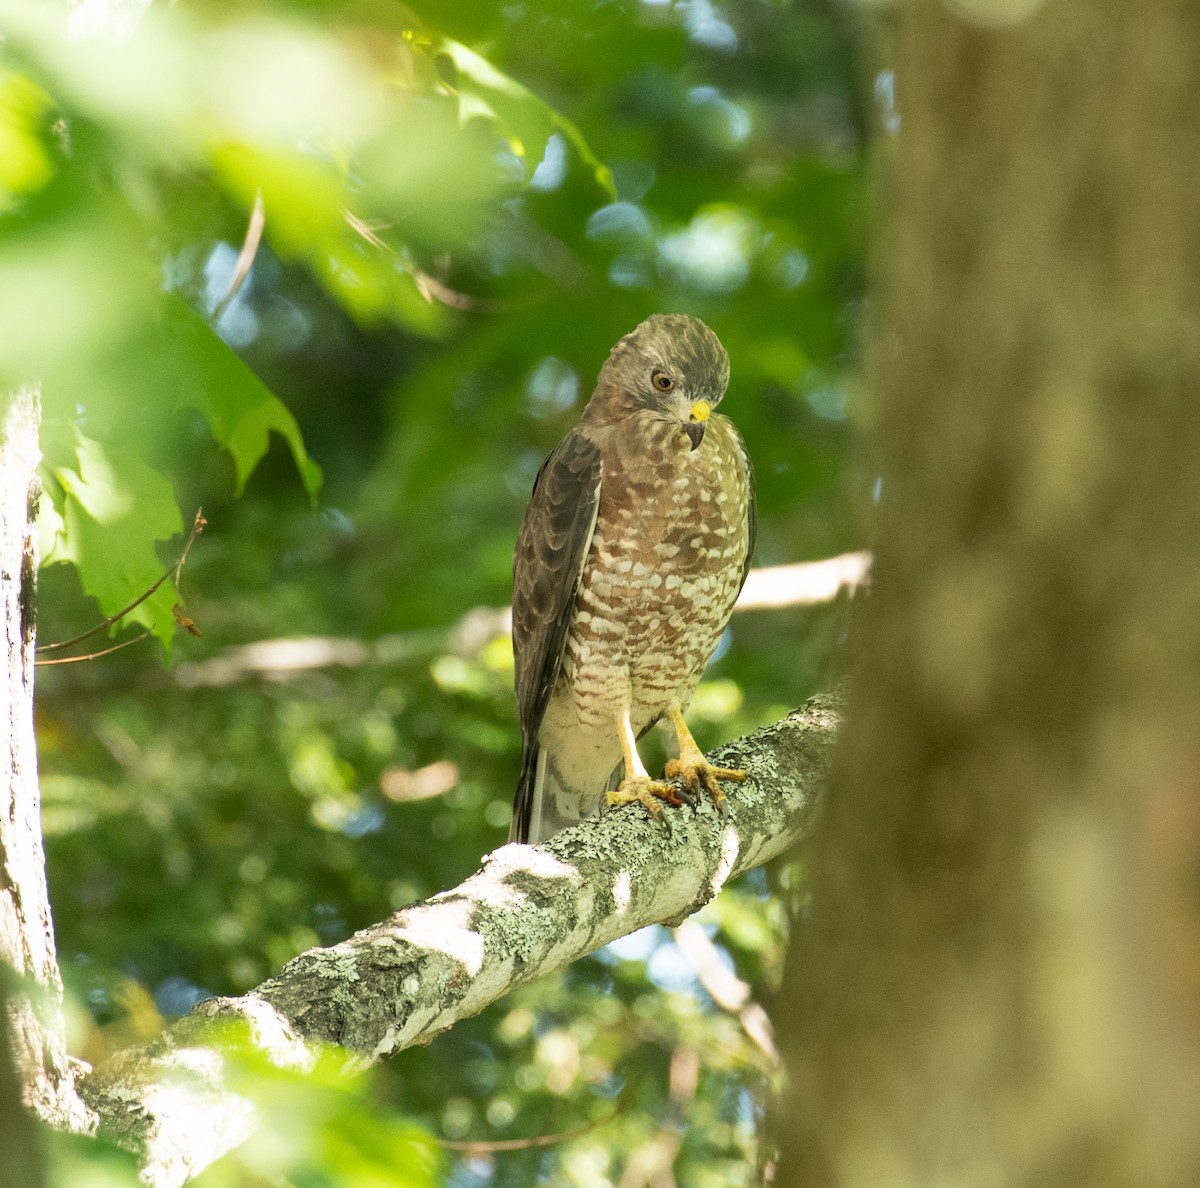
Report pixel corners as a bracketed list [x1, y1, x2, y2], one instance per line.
[191, 1032, 442, 1188]
[214, 142, 450, 334]
[40, 421, 183, 656]
[0, 211, 152, 385]
[434, 36, 615, 199]
[0, 70, 54, 206]
[353, 102, 511, 255]
[47, 1129, 144, 1188]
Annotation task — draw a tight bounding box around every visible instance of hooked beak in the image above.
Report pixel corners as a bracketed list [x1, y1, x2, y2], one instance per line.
[685, 400, 710, 451]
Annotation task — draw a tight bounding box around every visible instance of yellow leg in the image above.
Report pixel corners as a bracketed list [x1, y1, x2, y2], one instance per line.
[607, 708, 682, 817]
[662, 704, 746, 813]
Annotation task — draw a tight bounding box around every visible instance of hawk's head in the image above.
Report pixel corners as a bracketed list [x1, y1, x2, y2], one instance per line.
[589, 314, 731, 451]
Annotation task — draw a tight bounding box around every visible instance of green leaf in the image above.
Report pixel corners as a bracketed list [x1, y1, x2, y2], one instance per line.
[40, 421, 183, 657]
[52, 299, 324, 503]
[433, 37, 615, 199]
[36, 300, 320, 660]
[154, 300, 323, 500]
[190, 1030, 443, 1188]
[0, 206, 153, 388]
[0, 69, 54, 207]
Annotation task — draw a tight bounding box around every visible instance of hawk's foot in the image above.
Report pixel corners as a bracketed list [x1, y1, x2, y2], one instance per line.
[663, 751, 746, 814]
[608, 775, 684, 819]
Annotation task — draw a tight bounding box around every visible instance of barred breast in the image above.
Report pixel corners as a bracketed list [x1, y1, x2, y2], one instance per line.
[558, 413, 750, 736]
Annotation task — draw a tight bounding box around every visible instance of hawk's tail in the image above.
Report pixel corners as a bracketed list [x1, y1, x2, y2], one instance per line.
[509, 747, 619, 845]
[509, 746, 542, 844]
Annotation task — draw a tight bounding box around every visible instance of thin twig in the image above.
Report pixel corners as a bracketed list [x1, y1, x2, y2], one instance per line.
[211, 191, 265, 324]
[343, 208, 388, 250]
[438, 1095, 628, 1154]
[36, 629, 153, 666]
[674, 919, 777, 1065]
[37, 509, 207, 656]
[343, 209, 498, 312]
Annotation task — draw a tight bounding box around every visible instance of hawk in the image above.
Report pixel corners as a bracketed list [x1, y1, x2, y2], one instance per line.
[510, 314, 756, 844]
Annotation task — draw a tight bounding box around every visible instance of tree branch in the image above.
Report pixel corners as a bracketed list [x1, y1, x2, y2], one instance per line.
[76, 687, 841, 1187]
[172, 555, 870, 689]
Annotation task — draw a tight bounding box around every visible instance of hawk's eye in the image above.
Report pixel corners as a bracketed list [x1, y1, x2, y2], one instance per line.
[651, 370, 674, 392]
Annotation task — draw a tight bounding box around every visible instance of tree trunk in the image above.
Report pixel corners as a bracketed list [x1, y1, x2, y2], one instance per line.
[0, 387, 92, 1137]
[777, 1, 1200, 1185]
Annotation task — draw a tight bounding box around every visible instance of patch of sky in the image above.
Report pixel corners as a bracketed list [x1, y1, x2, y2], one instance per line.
[310, 902, 349, 943]
[587, 202, 654, 245]
[202, 241, 245, 311]
[773, 248, 810, 290]
[495, 146, 527, 185]
[203, 241, 259, 348]
[679, 0, 738, 52]
[601, 927, 703, 994]
[688, 85, 752, 146]
[601, 923, 663, 963]
[339, 802, 386, 838]
[658, 207, 754, 293]
[609, 253, 653, 289]
[805, 383, 849, 421]
[707, 624, 733, 666]
[646, 936, 702, 993]
[525, 356, 580, 418]
[155, 974, 212, 1017]
[610, 159, 657, 203]
[874, 69, 900, 136]
[214, 300, 258, 349]
[530, 131, 567, 191]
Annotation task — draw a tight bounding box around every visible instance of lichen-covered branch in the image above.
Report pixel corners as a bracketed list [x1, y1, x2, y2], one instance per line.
[78, 687, 841, 1187]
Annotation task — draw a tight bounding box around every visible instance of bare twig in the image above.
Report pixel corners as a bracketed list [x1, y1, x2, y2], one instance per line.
[171, 553, 868, 688]
[211, 193, 265, 324]
[438, 1094, 628, 1154]
[343, 209, 493, 312]
[35, 629, 153, 667]
[673, 919, 777, 1064]
[735, 552, 872, 611]
[37, 510, 206, 660]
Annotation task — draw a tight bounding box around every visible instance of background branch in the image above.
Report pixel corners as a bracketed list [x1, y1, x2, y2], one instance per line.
[76, 687, 841, 1188]
[172, 555, 869, 690]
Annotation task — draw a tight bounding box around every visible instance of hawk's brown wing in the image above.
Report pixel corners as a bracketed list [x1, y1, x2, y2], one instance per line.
[511, 429, 602, 841]
[730, 419, 757, 591]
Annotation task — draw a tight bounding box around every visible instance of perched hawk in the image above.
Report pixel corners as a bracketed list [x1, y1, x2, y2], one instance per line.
[510, 315, 756, 844]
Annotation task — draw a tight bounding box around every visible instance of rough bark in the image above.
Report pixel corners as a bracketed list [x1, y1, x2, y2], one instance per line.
[78, 689, 839, 1188]
[778, 2, 1200, 1186]
[1, 387, 93, 1137]
[0, 974, 47, 1188]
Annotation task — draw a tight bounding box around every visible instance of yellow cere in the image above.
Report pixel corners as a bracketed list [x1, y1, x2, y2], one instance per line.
[689, 399, 711, 422]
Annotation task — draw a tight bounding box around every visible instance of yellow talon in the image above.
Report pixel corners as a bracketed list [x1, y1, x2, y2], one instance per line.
[608, 775, 683, 816]
[608, 703, 745, 825]
[663, 703, 745, 813]
[663, 754, 745, 813]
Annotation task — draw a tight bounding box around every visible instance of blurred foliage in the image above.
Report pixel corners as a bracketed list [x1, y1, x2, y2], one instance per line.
[5, 0, 874, 1183]
[46, 1032, 442, 1188]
